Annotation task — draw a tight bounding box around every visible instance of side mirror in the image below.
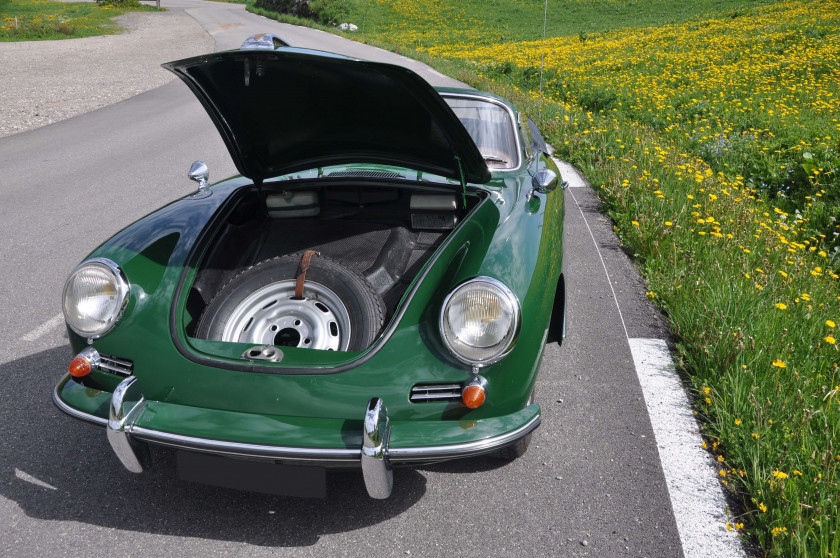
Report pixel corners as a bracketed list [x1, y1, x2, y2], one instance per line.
[188, 161, 209, 192]
[529, 168, 558, 199]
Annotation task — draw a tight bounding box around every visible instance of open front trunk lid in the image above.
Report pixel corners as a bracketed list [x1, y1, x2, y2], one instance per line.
[162, 48, 490, 185]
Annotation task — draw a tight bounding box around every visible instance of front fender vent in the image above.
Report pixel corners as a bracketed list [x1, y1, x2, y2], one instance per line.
[98, 355, 134, 376]
[410, 383, 462, 403]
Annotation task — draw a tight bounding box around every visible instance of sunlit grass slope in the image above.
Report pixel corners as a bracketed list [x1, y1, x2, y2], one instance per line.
[0, 0, 156, 41]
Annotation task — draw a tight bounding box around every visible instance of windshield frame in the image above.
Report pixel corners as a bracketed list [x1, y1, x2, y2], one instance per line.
[441, 92, 523, 175]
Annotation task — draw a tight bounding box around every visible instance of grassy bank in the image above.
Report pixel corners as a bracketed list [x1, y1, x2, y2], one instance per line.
[0, 0, 158, 41]
[253, 0, 840, 555]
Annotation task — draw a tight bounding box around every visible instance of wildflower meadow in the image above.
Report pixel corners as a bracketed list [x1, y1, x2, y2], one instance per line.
[255, 0, 840, 554]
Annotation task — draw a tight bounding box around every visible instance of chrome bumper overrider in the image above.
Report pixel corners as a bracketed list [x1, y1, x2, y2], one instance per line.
[53, 376, 540, 499]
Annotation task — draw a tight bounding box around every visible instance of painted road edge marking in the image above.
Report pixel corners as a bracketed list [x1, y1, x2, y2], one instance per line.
[629, 338, 745, 558]
[21, 313, 63, 342]
[565, 168, 746, 558]
[554, 158, 588, 188]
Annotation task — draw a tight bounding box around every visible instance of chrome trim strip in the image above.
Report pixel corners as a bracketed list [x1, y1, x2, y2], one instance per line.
[128, 427, 361, 463]
[409, 393, 461, 402]
[411, 384, 462, 392]
[99, 355, 134, 376]
[51, 380, 109, 427]
[127, 413, 540, 464]
[410, 383, 463, 402]
[388, 414, 541, 462]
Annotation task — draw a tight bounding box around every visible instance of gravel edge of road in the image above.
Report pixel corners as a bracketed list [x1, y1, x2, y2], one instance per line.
[0, 9, 213, 138]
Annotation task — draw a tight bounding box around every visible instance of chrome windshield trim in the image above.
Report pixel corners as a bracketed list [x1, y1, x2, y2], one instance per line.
[51, 381, 109, 427]
[440, 91, 523, 174]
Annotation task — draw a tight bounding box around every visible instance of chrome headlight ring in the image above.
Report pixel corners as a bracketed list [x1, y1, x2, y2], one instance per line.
[62, 258, 130, 341]
[439, 276, 521, 367]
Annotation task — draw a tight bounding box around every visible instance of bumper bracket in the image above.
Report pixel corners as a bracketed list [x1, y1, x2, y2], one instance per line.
[106, 376, 149, 473]
[361, 397, 393, 499]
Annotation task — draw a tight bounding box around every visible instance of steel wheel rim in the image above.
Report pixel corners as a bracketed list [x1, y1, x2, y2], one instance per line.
[221, 280, 351, 351]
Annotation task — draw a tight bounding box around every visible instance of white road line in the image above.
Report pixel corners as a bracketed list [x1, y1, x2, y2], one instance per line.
[566, 165, 746, 558]
[629, 339, 745, 558]
[14, 469, 57, 491]
[568, 186, 630, 339]
[21, 313, 63, 342]
[553, 157, 588, 188]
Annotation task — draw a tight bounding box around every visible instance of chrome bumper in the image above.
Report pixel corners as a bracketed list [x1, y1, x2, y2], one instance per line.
[53, 377, 540, 499]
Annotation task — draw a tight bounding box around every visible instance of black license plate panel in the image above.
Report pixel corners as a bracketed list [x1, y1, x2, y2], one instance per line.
[177, 450, 327, 498]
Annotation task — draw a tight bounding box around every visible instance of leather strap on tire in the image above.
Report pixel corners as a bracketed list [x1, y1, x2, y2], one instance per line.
[294, 250, 320, 299]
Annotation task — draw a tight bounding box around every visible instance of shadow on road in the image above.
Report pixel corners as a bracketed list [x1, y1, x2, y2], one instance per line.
[2, 346, 428, 547]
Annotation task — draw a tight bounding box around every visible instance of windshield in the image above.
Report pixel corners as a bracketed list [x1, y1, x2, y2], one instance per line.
[444, 96, 519, 170]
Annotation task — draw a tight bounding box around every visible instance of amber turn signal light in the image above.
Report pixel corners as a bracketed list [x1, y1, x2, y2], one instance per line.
[462, 383, 486, 409]
[68, 347, 100, 378]
[69, 356, 92, 378]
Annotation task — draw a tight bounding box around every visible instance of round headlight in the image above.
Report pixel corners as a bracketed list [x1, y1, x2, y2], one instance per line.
[62, 258, 129, 339]
[440, 277, 520, 366]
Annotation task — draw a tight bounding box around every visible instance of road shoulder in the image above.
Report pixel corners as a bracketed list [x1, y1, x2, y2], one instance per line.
[0, 9, 213, 138]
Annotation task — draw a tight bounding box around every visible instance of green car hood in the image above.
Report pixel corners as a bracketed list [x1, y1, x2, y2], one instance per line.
[162, 48, 491, 185]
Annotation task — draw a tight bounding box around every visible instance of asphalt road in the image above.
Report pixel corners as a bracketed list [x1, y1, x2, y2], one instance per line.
[0, 2, 685, 556]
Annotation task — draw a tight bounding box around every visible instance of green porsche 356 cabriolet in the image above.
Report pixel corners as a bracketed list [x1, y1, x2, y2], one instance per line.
[53, 36, 566, 499]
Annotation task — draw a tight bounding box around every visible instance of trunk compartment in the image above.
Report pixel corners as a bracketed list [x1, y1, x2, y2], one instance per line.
[183, 179, 481, 359]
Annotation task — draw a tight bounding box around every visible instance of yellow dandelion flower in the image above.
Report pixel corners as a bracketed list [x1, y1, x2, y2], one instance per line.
[827, 320, 836, 328]
[772, 359, 786, 368]
[734, 419, 742, 425]
[825, 336, 836, 345]
[776, 303, 787, 310]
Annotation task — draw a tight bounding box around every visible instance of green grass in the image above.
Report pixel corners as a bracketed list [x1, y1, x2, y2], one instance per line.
[292, 0, 777, 44]
[253, 0, 840, 556]
[0, 0, 158, 41]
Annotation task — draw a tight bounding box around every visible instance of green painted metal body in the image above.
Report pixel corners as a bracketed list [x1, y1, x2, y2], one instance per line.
[56, 90, 564, 455]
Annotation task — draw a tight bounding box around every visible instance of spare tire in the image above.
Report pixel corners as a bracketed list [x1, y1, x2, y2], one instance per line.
[196, 255, 385, 351]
